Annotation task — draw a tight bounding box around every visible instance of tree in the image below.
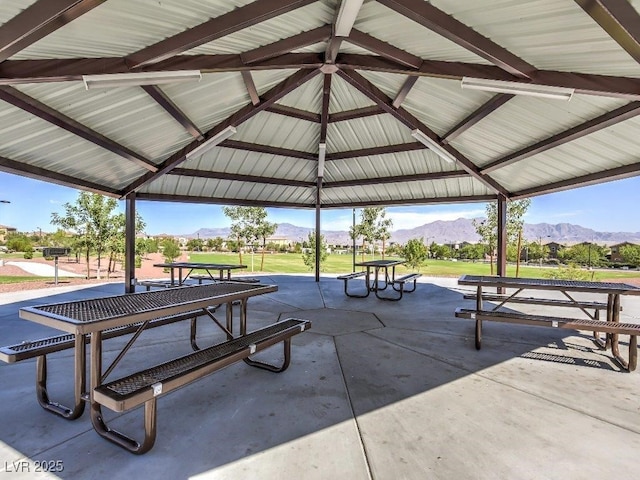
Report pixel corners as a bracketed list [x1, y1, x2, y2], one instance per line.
[161, 238, 181, 263]
[222, 206, 274, 265]
[50, 192, 123, 278]
[186, 238, 204, 252]
[620, 244, 640, 266]
[401, 238, 428, 271]
[375, 209, 393, 259]
[301, 231, 328, 271]
[352, 207, 384, 261]
[255, 217, 277, 271]
[207, 237, 224, 251]
[472, 199, 531, 275]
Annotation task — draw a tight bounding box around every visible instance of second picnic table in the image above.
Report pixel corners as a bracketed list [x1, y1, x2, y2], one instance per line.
[153, 262, 248, 286]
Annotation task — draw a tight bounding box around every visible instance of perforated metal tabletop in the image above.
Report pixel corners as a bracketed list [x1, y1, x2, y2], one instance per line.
[20, 283, 277, 334]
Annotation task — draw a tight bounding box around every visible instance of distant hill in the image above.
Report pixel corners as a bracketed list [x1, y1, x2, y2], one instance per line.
[183, 219, 640, 245]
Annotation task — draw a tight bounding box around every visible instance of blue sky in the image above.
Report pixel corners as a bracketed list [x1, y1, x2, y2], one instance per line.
[1, 171, 639, 235]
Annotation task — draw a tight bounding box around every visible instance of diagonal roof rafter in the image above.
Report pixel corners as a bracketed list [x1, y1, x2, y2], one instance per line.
[481, 102, 640, 173]
[336, 68, 511, 196]
[0, 155, 119, 197]
[575, 0, 640, 65]
[0, 0, 106, 63]
[122, 67, 322, 196]
[142, 85, 204, 141]
[376, 0, 535, 78]
[126, 0, 317, 68]
[0, 85, 158, 172]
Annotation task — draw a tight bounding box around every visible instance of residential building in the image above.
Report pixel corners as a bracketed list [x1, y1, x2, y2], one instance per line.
[0, 224, 17, 243]
[610, 242, 637, 262]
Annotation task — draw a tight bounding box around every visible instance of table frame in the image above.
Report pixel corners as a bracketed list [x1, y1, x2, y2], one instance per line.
[153, 262, 248, 286]
[354, 259, 404, 294]
[19, 283, 277, 430]
[458, 275, 640, 362]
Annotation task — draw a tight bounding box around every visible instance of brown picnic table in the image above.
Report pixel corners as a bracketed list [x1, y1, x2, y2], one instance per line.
[13, 283, 311, 453]
[455, 275, 640, 371]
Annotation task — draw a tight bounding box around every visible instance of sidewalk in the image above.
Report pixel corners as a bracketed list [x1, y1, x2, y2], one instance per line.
[6, 261, 84, 277]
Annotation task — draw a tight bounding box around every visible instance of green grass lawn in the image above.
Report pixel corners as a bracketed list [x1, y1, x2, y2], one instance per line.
[1, 251, 637, 286]
[185, 252, 640, 281]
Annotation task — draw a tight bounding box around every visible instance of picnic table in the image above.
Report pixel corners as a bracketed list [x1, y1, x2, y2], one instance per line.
[338, 259, 420, 301]
[14, 283, 310, 453]
[455, 275, 640, 371]
[151, 262, 249, 287]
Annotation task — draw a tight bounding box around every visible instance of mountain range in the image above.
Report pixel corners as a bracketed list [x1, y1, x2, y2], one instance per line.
[184, 218, 640, 245]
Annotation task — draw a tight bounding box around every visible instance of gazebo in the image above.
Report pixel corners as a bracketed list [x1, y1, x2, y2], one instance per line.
[1, 0, 639, 291]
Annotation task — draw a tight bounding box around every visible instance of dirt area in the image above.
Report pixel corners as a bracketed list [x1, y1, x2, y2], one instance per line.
[0, 252, 189, 293]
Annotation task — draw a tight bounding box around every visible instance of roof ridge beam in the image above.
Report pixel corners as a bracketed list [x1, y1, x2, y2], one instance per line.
[0, 54, 324, 84]
[376, 0, 535, 78]
[336, 68, 510, 196]
[126, 0, 317, 68]
[121, 67, 321, 196]
[0, 85, 158, 172]
[481, 102, 640, 173]
[337, 54, 640, 100]
[0, 0, 105, 63]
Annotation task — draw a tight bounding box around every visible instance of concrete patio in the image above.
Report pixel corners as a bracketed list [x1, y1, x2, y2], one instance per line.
[0, 274, 639, 479]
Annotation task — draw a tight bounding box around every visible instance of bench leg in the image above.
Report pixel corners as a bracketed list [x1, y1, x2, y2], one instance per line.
[36, 334, 86, 420]
[475, 318, 482, 350]
[375, 284, 403, 301]
[91, 399, 157, 455]
[392, 279, 417, 293]
[243, 338, 292, 373]
[611, 334, 637, 372]
[343, 278, 370, 298]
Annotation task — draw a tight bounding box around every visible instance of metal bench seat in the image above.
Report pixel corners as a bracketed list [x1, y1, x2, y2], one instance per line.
[462, 293, 614, 318]
[0, 308, 216, 419]
[337, 271, 368, 298]
[91, 318, 311, 454]
[455, 307, 639, 371]
[376, 273, 421, 301]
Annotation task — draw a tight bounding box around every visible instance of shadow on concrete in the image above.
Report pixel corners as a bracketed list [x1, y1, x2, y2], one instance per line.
[0, 275, 638, 479]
